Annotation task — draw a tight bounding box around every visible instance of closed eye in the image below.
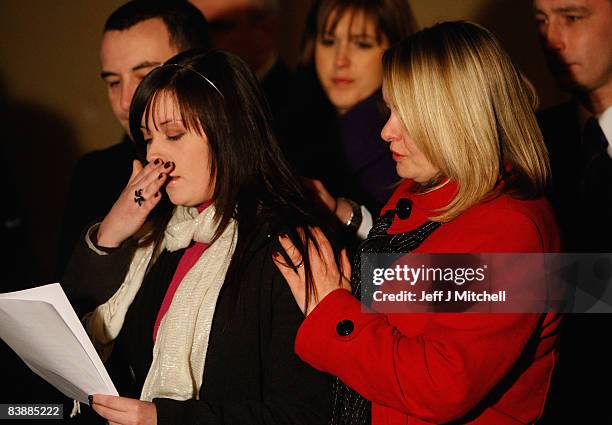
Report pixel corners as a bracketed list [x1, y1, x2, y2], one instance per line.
[167, 133, 185, 141]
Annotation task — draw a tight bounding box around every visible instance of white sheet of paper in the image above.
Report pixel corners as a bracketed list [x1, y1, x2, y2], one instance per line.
[0, 283, 117, 403]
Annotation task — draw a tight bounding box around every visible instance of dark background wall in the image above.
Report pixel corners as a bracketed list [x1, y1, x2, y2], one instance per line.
[0, 0, 567, 286]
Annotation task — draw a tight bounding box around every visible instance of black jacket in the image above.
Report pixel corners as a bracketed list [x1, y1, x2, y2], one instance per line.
[62, 221, 331, 425]
[537, 101, 612, 252]
[58, 137, 136, 277]
[537, 101, 612, 424]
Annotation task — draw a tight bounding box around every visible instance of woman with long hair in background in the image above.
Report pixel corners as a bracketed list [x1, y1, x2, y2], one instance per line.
[286, 0, 416, 238]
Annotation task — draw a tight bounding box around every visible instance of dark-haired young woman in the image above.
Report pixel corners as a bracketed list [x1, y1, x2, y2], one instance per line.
[285, 0, 417, 237]
[63, 49, 340, 425]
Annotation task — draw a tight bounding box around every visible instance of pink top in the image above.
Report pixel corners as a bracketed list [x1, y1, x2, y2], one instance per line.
[153, 201, 212, 343]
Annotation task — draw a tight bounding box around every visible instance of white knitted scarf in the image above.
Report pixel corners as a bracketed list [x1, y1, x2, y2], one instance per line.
[85, 205, 237, 401]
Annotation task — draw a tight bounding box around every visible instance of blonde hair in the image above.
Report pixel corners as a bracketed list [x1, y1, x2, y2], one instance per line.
[383, 21, 550, 222]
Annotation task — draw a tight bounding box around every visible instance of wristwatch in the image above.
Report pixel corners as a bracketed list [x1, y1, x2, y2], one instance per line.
[338, 197, 362, 232]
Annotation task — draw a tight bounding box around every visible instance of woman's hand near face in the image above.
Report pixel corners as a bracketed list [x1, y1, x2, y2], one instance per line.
[274, 227, 352, 316]
[90, 394, 156, 425]
[97, 159, 174, 248]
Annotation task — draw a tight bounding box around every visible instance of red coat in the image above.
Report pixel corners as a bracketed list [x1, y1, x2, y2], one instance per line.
[295, 180, 561, 424]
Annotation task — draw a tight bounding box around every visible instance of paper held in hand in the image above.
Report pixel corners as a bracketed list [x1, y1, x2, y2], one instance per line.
[0, 283, 117, 403]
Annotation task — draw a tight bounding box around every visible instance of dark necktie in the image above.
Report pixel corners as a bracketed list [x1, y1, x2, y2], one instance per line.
[583, 116, 609, 161]
[582, 117, 609, 186]
[580, 116, 612, 251]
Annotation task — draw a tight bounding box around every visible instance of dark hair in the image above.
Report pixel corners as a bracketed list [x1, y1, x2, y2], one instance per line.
[105, 0, 211, 52]
[130, 49, 342, 311]
[300, 0, 417, 64]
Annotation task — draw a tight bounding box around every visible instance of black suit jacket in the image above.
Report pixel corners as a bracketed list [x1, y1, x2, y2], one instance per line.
[538, 101, 612, 252]
[62, 220, 331, 425]
[58, 137, 136, 276]
[537, 101, 612, 424]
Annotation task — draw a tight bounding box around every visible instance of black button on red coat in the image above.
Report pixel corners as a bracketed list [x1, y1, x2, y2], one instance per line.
[336, 320, 354, 336]
[395, 198, 412, 219]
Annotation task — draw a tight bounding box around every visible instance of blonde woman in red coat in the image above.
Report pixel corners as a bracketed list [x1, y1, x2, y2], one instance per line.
[275, 21, 560, 425]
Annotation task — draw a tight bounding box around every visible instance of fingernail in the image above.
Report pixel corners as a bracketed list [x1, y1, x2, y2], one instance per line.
[272, 251, 279, 259]
[164, 161, 173, 169]
[158, 173, 164, 179]
[279, 233, 287, 239]
[88, 395, 93, 405]
[154, 158, 161, 165]
[154, 192, 159, 198]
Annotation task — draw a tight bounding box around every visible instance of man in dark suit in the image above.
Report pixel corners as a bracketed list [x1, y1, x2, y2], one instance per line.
[534, 0, 612, 252]
[533, 0, 612, 422]
[58, 1, 211, 275]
